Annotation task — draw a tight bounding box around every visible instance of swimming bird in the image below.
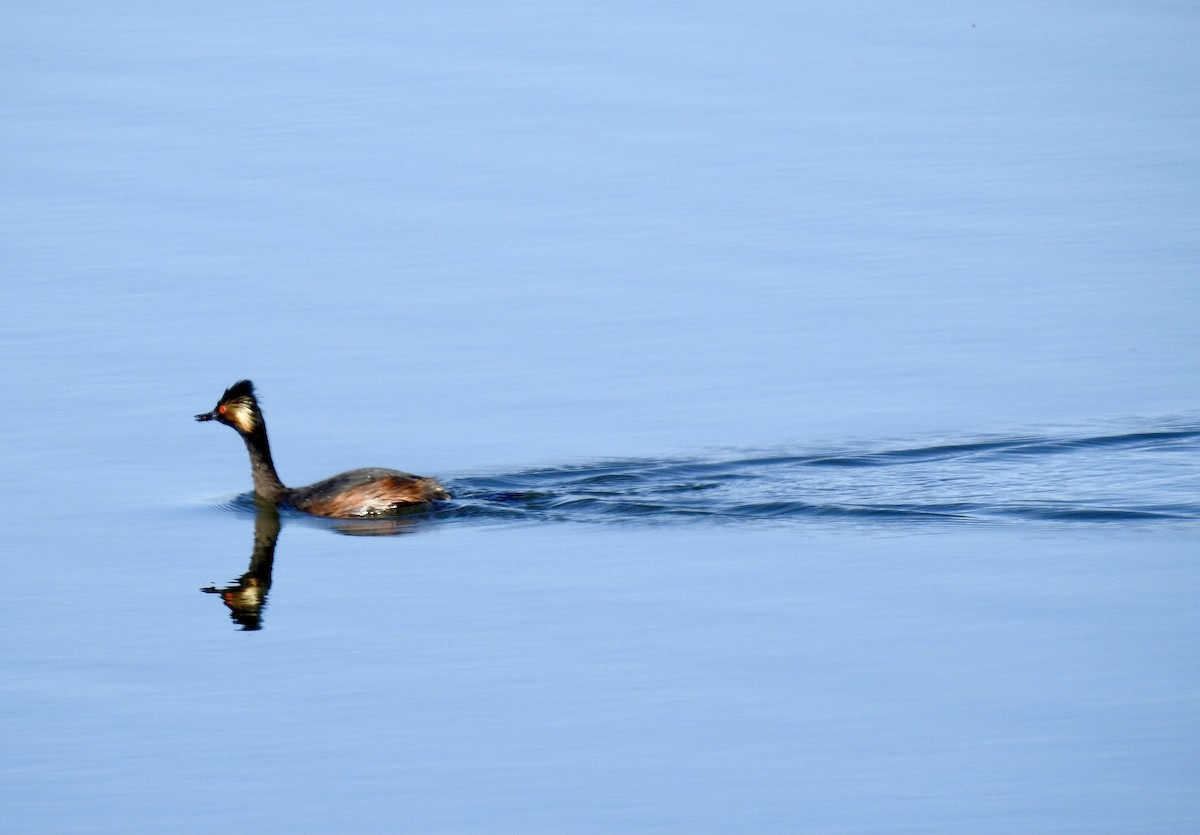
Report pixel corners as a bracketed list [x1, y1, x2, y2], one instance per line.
[196, 380, 449, 517]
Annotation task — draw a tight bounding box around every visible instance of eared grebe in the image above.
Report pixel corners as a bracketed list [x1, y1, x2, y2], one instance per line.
[196, 380, 450, 517]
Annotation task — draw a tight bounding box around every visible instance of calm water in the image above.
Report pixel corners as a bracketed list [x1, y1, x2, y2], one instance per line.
[3, 1, 1199, 833]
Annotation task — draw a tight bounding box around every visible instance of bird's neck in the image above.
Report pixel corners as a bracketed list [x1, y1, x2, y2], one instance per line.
[241, 423, 288, 501]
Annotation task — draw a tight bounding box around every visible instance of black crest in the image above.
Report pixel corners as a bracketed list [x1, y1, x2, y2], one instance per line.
[222, 379, 257, 403]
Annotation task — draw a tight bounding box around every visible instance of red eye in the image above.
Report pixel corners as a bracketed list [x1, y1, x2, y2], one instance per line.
[218, 405, 227, 414]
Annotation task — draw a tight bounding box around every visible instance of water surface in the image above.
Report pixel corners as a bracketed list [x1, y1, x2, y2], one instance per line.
[2, 1, 1198, 832]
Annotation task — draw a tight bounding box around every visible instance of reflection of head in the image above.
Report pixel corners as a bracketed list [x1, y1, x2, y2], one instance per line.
[205, 578, 270, 631]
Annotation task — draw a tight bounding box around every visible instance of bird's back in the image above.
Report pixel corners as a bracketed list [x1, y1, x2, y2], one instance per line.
[287, 467, 450, 517]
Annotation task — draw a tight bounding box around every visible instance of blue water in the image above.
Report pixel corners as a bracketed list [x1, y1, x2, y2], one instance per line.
[2, 1, 1199, 832]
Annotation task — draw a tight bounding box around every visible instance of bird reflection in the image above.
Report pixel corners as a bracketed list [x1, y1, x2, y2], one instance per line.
[202, 503, 279, 631]
[202, 500, 426, 631]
